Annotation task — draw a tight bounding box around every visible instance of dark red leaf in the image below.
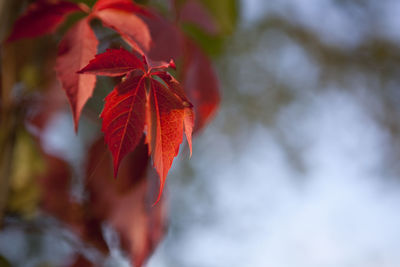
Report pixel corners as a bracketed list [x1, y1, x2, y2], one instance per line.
[7, 0, 82, 42]
[100, 71, 147, 177]
[55, 18, 98, 131]
[78, 48, 144, 76]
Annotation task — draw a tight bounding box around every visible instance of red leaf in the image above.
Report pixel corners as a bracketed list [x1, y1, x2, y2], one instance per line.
[95, 8, 151, 55]
[100, 71, 147, 177]
[55, 18, 98, 131]
[79, 48, 193, 201]
[157, 72, 194, 155]
[182, 40, 220, 131]
[7, 0, 82, 42]
[78, 48, 144, 76]
[146, 79, 186, 203]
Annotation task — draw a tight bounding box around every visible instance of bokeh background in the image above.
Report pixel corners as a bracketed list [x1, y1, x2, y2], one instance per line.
[2, 0, 400, 266]
[148, 0, 400, 266]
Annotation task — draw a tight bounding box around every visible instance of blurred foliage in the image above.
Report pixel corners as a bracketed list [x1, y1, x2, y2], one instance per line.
[201, 0, 238, 35]
[181, 23, 225, 56]
[213, 9, 400, 176]
[7, 129, 44, 218]
[181, 0, 239, 56]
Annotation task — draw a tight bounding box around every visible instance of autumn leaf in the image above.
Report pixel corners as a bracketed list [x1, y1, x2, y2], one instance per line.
[6, 0, 83, 42]
[76, 47, 143, 76]
[101, 71, 147, 177]
[157, 72, 194, 156]
[55, 18, 98, 131]
[146, 79, 186, 202]
[79, 48, 193, 201]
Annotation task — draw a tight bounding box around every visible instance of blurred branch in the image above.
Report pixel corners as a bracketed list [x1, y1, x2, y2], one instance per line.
[220, 16, 400, 177]
[248, 16, 400, 70]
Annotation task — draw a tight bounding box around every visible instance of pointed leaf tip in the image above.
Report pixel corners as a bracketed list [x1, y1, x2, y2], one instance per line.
[152, 179, 165, 207]
[184, 108, 194, 157]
